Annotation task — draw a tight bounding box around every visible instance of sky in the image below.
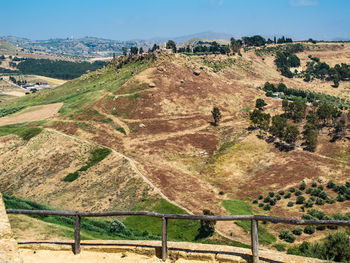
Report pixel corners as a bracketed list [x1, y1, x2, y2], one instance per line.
[0, 0, 349, 41]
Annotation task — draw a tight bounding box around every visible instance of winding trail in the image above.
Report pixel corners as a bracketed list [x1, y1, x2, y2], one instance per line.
[46, 128, 249, 243]
[46, 128, 192, 214]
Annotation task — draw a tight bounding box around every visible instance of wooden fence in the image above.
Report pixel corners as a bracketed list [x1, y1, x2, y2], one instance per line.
[6, 209, 350, 263]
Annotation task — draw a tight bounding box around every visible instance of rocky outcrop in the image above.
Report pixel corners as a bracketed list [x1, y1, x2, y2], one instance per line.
[0, 193, 22, 263]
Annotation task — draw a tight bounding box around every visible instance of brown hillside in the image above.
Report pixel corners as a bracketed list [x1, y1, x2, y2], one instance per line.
[1, 43, 350, 249]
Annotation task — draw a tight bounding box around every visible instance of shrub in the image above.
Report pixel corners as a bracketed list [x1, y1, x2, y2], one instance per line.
[306, 187, 312, 194]
[269, 192, 275, 197]
[279, 230, 296, 243]
[302, 214, 314, 220]
[315, 198, 325, 205]
[311, 182, 317, 187]
[304, 225, 315, 234]
[332, 213, 346, 221]
[304, 199, 314, 208]
[278, 190, 285, 195]
[326, 197, 336, 204]
[287, 233, 350, 262]
[308, 209, 326, 220]
[109, 220, 127, 234]
[337, 195, 345, 202]
[322, 232, 350, 262]
[264, 196, 271, 203]
[276, 194, 281, 200]
[346, 182, 350, 188]
[269, 199, 276, 206]
[63, 171, 79, 182]
[196, 210, 216, 239]
[296, 195, 305, 204]
[316, 225, 326, 231]
[273, 243, 287, 251]
[287, 201, 294, 207]
[219, 191, 225, 195]
[292, 227, 303, 235]
[295, 190, 302, 196]
[264, 204, 271, 211]
[318, 185, 324, 191]
[327, 180, 336, 189]
[284, 192, 291, 199]
[253, 200, 258, 204]
[319, 191, 328, 200]
[299, 182, 306, 190]
[258, 203, 264, 207]
[311, 188, 321, 197]
[289, 187, 296, 193]
[258, 194, 263, 200]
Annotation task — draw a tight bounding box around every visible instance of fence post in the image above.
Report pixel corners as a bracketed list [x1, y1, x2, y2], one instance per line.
[348, 226, 350, 259]
[162, 217, 168, 261]
[251, 219, 259, 263]
[74, 214, 81, 255]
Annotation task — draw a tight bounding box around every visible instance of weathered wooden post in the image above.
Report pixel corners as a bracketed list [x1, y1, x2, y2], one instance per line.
[74, 214, 81, 255]
[348, 227, 350, 259]
[162, 216, 168, 261]
[251, 219, 259, 263]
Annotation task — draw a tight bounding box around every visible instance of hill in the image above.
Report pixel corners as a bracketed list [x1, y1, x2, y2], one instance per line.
[2, 36, 155, 58]
[0, 42, 350, 261]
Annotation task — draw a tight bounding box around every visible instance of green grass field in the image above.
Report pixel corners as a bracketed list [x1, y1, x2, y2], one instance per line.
[123, 198, 200, 241]
[222, 200, 276, 245]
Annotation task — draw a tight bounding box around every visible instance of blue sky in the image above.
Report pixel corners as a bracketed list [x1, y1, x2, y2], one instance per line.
[1, 0, 349, 41]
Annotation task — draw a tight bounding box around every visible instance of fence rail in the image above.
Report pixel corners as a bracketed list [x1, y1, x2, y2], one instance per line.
[6, 209, 350, 263]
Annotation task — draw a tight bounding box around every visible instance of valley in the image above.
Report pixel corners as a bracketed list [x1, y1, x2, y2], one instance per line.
[0, 41, 350, 261]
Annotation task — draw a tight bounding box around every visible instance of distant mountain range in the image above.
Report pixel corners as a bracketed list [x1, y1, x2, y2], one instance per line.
[3, 32, 348, 58]
[1, 36, 154, 58]
[1, 31, 234, 58]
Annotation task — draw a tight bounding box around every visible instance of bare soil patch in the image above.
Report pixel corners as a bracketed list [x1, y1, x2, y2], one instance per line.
[0, 103, 63, 126]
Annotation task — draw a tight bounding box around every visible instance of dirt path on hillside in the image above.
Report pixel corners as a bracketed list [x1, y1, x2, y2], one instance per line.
[128, 116, 238, 146]
[47, 128, 192, 214]
[47, 128, 248, 243]
[0, 103, 63, 126]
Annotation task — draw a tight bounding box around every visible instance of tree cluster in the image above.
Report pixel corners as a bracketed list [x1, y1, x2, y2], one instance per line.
[263, 81, 350, 110]
[15, 58, 107, 80]
[166, 40, 176, 52]
[275, 51, 301, 78]
[257, 82, 350, 151]
[276, 36, 293, 44]
[302, 56, 350, 87]
[177, 41, 230, 55]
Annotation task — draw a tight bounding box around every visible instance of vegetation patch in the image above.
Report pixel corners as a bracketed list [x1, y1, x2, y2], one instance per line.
[15, 59, 107, 80]
[222, 200, 276, 244]
[0, 122, 43, 140]
[203, 58, 236, 72]
[0, 107, 25, 117]
[288, 232, 350, 262]
[63, 147, 112, 182]
[3, 194, 158, 240]
[123, 198, 200, 242]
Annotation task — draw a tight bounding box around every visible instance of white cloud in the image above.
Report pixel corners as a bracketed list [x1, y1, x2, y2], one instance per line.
[289, 0, 319, 7]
